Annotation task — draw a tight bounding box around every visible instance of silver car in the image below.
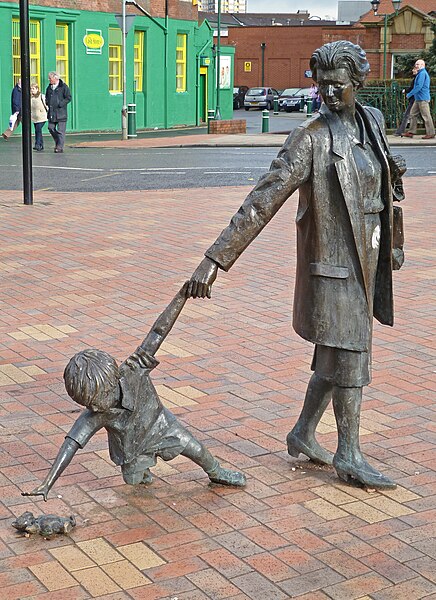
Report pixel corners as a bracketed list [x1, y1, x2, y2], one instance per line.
[244, 87, 279, 111]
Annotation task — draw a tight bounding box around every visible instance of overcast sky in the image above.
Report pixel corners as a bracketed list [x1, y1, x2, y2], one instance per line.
[247, 0, 340, 19]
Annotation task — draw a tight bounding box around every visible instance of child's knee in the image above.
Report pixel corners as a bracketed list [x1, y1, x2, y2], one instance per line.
[121, 462, 153, 485]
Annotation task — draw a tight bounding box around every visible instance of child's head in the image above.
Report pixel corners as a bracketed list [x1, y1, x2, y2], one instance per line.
[64, 349, 120, 412]
[30, 83, 40, 97]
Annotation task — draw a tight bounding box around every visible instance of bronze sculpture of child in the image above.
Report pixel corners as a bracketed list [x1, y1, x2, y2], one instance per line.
[23, 282, 245, 501]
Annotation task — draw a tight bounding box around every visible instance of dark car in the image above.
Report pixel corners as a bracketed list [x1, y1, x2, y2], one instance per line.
[233, 86, 249, 109]
[244, 87, 279, 110]
[278, 88, 303, 111]
[282, 87, 313, 112]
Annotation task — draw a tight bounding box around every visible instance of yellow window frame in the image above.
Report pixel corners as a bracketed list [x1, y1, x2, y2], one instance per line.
[56, 23, 69, 85]
[12, 18, 41, 87]
[109, 28, 122, 93]
[176, 33, 187, 93]
[134, 30, 144, 92]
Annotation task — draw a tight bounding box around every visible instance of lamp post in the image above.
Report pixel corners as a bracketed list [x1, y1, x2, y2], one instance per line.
[371, 0, 402, 80]
[260, 42, 266, 87]
[215, 0, 222, 120]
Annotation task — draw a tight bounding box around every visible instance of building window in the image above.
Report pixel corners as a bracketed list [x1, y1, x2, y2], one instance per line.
[176, 33, 187, 93]
[56, 23, 69, 85]
[109, 28, 122, 93]
[134, 30, 144, 92]
[12, 17, 41, 86]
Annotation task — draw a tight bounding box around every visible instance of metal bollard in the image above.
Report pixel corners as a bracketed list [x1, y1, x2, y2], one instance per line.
[273, 96, 279, 115]
[262, 109, 269, 133]
[299, 97, 305, 112]
[306, 98, 313, 118]
[207, 109, 215, 134]
[127, 103, 137, 138]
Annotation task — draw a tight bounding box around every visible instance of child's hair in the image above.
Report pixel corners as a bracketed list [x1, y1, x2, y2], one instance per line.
[30, 82, 40, 96]
[64, 349, 119, 407]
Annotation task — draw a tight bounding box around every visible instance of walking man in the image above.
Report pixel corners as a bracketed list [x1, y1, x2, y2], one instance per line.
[404, 59, 435, 139]
[2, 78, 22, 140]
[45, 71, 71, 152]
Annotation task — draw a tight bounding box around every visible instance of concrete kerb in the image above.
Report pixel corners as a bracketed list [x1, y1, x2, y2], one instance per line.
[71, 132, 436, 150]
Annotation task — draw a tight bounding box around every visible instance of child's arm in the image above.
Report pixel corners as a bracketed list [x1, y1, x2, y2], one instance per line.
[21, 438, 80, 501]
[138, 281, 189, 357]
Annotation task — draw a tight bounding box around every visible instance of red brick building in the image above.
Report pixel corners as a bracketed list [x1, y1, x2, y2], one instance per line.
[221, 0, 435, 88]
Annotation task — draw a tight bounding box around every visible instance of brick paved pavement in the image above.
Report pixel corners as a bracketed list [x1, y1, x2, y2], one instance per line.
[0, 177, 434, 599]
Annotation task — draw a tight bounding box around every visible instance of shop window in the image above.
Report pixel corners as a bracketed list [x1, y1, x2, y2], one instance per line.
[176, 33, 187, 93]
[134, 30, 144, 92]
[12, 17, 41, 86]
[109, 28, 122, 93]
[56, 23, 69, 85]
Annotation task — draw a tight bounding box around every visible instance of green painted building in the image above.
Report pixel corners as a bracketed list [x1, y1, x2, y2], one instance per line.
[0, 0, 235, 132]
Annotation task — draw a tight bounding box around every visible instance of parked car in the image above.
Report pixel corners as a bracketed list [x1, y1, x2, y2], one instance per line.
[233, 86, 249, 109]
[244, 87, 279, 110]
[278, 88, 303, 111]
[282, 87, 313, 112]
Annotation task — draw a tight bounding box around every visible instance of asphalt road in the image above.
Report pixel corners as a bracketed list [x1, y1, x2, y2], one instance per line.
[1, 137, 435, 193]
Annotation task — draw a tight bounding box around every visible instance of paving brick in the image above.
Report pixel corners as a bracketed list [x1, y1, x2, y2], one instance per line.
[76, 538, 122, 565]
[49, 545, 96, 570]
[323, 572, 391, 599]
[279, 567, 345, 596]
[371, 576, 436, 600]
[187, 567, 240, 599]
[29, 561, 79, 591]
[72, 566, 121, 596]
[117, 542, 166, 569]
[101, 559, 151, 588]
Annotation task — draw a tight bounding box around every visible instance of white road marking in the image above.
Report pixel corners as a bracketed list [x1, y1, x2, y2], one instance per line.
[203, 171, 251, 174]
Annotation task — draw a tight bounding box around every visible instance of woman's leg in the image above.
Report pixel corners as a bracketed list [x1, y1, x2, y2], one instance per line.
[332, 386, 396, 489]
[287, 373, 334, 464]
[34, 122, 44, 149]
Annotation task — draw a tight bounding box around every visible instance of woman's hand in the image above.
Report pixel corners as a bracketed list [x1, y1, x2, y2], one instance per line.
[186, 258, 218, 298]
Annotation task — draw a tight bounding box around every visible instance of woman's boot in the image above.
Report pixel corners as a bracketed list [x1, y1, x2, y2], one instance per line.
[332, 386, 396, 489]
[287, 373, 334, 465]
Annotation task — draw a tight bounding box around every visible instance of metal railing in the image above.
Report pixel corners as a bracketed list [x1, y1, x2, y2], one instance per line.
[357, 82, 436, 129]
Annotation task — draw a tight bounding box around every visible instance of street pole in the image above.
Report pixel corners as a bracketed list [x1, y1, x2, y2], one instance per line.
[19, 0, 33, 205]
[260, 42, 266, 87]
[121, 0, 128, 139]
[383, 13, 388, 80]
[215, 0, 221, 120]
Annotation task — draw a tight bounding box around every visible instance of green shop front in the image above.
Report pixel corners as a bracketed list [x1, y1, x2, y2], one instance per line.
[0, 2, 235, 132]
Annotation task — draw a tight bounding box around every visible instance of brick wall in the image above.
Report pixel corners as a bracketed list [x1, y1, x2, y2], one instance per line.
[228, 26, 325, 90]
[0, 0, 197, 21]
[391, 33, 425, 50]
[209, 119, 246, 134]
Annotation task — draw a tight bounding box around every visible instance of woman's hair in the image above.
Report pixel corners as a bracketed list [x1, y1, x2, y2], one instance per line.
[30, 82, 40, 96]
[310, 41, 370, 89]
[64, 349, 119, 407]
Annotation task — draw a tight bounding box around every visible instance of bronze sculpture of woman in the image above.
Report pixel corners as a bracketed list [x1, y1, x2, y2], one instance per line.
[187, 41, 406, 490]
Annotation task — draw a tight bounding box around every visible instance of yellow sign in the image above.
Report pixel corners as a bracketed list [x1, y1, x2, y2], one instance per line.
[83, 31, 105, 54]
[244, 61, 252, 72]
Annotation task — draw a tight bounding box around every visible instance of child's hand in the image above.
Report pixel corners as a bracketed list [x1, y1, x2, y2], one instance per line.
[22, 483, 50, 502]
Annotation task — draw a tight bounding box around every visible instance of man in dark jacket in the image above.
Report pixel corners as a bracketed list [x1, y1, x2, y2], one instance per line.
[45, 71, 71, 153]
[2, 79, 22, 140]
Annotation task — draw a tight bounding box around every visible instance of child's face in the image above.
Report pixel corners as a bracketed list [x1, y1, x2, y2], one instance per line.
[88, 384, 120, 413]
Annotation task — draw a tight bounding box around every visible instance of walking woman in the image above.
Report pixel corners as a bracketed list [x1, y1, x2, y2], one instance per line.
[30, 83, 48, 151]
[186, 41, 406, 490]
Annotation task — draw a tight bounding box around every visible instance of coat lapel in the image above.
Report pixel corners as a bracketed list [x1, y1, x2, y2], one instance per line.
[320, 106, 370, 302]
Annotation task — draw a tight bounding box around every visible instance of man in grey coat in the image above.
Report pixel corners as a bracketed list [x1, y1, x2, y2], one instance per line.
[45, 71, 71, 153]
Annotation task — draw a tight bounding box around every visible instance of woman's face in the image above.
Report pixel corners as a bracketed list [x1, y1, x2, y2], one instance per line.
[316, 67, 356, 113]
[30, 86, 38, 95]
